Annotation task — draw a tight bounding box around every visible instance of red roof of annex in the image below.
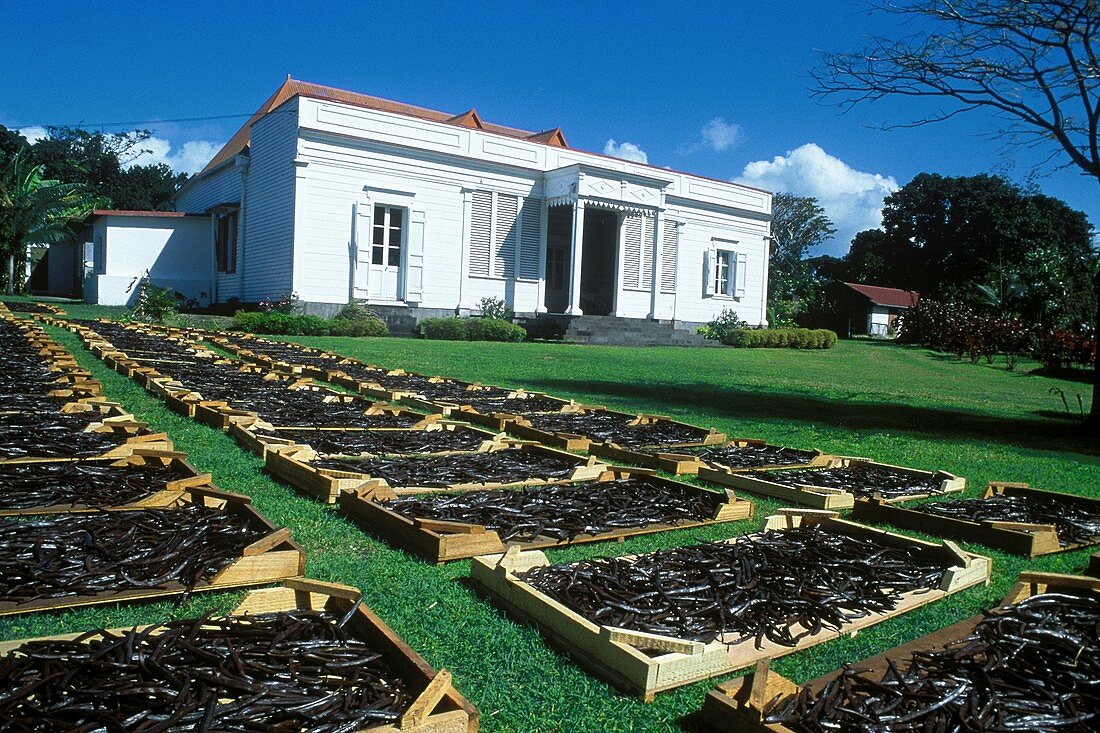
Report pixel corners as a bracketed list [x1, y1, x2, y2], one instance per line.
[842, 282, 920, 308]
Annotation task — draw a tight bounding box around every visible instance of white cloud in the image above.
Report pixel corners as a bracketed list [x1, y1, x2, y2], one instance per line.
[17, 126, 49, 144]
[735, 143, 899, 254]
[603, 139, 649, 164]
[126, 136, 221, 175]
[699, 118, 742, 152]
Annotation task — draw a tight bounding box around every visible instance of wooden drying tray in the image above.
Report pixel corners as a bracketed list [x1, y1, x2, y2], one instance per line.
[590, 438, 832, 476]
[224, 399, 436, 434]
[700, 457, 965, 510]
[0, 484, 305, 617]
[508, 409, 726, 453]
[265, 442, 607, 504]
[0, 448, 217, 516]
[852, 481, 1100, 557]
[412, 391, 574, 419]
[469, 510, 990, 701]
[339, 467, 754, 563]
[700, 570, 1100, 732]
[0, 418, 173, 465]
[229, 420, 503, 458]
[0, 577, 478, 733]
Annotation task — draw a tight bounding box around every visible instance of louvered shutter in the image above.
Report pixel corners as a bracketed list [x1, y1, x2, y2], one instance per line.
[660, 222, 677, 293]
[735, 251, 747, 298]
[493, 193, 519, 278]
[641, 215, 655, 289]
[519, 197, 542, 279]
[469, 191, 492, 277]
[353, 202, 373, 297]
[404, 210, 425, 303]
[623, 215, 643, 289]
[703, 247, 715, 297]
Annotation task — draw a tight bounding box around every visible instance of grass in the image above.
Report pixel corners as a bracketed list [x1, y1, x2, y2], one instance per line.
[1, 302, 1098, 732]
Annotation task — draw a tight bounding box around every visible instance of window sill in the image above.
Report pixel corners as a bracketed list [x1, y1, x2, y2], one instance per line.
[468, 274, 541, 283]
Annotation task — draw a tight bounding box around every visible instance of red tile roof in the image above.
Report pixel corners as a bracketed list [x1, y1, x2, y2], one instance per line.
[88, 209, 189, 218]
[842, 282, 920, 308]
[198, 76, 569, 177]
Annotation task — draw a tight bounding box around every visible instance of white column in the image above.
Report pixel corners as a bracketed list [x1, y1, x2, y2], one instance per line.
[649, 211, 663, 319]
[535, 198, 549, 313]
[566, 200, 585, 315]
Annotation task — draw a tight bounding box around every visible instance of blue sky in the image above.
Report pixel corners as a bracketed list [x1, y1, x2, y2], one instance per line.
[2, 0, 1096, 255]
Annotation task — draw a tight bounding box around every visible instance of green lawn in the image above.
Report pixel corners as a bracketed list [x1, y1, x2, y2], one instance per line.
[2, 303, 1098, 732]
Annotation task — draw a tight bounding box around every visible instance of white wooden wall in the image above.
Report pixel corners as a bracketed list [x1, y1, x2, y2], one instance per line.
[180, 93, 772, 323]
[243, 100, 298, 301]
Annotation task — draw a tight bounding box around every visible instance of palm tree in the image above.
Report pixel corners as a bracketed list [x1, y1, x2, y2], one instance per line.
[0, 152, 97, 294]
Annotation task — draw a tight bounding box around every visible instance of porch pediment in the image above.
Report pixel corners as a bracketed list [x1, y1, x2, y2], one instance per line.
[544, 163, 670, 214]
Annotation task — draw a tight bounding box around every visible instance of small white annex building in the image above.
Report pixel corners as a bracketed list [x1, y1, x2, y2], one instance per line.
[45, 210, 213, 306]
[75, 78, 774, 331]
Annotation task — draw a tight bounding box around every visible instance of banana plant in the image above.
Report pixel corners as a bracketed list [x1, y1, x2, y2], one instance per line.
[0, 152, 98, 294]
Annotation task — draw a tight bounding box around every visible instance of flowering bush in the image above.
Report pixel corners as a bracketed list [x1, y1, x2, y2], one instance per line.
[896, 298, 1095, 371]
[259, 292, 298, 314]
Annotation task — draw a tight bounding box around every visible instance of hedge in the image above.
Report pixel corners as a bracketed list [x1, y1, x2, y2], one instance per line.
[420, 317, 527, 342]
[721, 328, 837, 349]
[233, 310, 389, 337]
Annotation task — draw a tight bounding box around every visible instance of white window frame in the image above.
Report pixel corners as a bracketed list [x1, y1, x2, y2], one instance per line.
[706, 238, 746, 300]
[370, 204, 407, 269]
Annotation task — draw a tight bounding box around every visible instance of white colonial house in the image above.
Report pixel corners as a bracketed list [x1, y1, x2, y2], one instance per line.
[62, 77, 773, 333]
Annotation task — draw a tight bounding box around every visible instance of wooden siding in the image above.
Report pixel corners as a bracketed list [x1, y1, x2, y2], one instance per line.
[245, 101, 298, 301]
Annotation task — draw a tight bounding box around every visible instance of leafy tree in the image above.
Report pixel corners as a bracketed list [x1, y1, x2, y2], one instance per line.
[0, 153, 96, 293]
[841, 173, 1096, 329]
[28, 127, 187, 211]
[814, 0, 1100, 427]
[768, 193, 835, 317]
[0, 126, 28, 162]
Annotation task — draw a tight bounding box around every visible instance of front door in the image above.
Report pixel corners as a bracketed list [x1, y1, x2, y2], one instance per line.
[543, 206, 572, 313]
[365, 204, 404, 301]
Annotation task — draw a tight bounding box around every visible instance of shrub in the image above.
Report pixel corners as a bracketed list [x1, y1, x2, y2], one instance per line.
[698, 308, 752, 341]
[718, 327, 836, 349]
[233, 310, 330, 336]
[127, 271, 179, 323]
[328, 317, 389, 337]
[466, 318, 527, 342]
[330, 302, 389, 337]
[420, 318, 469, 341]
[478, 296, 514, 322]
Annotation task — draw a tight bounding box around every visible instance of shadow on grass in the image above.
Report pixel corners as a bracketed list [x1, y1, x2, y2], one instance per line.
[520, 377, 1100, 457]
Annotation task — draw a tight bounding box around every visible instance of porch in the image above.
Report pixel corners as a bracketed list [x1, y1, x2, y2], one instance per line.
[539, 164, 676, 320]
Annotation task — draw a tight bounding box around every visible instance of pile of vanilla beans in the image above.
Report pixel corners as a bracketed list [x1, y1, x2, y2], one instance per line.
[0, 459, 193, 511]
[82, 322, 417, 427]
[0, 504, 266, 602]
[520, 525, 948, 645]
[913, 492, 1100, 547]
[256, 425, 490, 455]
[766, 592, 1100, 732]
[311, 447, 581, 489]
[0, 320, 147, 459]
[753, 464, 945, 500]
[521, 410, 712, 447]
[384, 477, 722, 542]
[694, 442, 820, 469]
[0, 609, 414, 730]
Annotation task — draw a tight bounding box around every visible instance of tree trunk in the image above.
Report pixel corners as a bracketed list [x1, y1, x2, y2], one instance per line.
[1086, 276, 1099, 433]
[4, 254, 12, 296]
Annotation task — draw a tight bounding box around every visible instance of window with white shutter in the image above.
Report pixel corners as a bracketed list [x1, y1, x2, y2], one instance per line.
[622, 215, 642, 289]
[469, 191, 492, 276]
[468, 190, 539, 280]
[493, 193, 519, 278]
[622, 215, 656, 290]
[519, 197, 542, 279]
[641, 215, 655, 289]
[660, 222, 678, 293]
